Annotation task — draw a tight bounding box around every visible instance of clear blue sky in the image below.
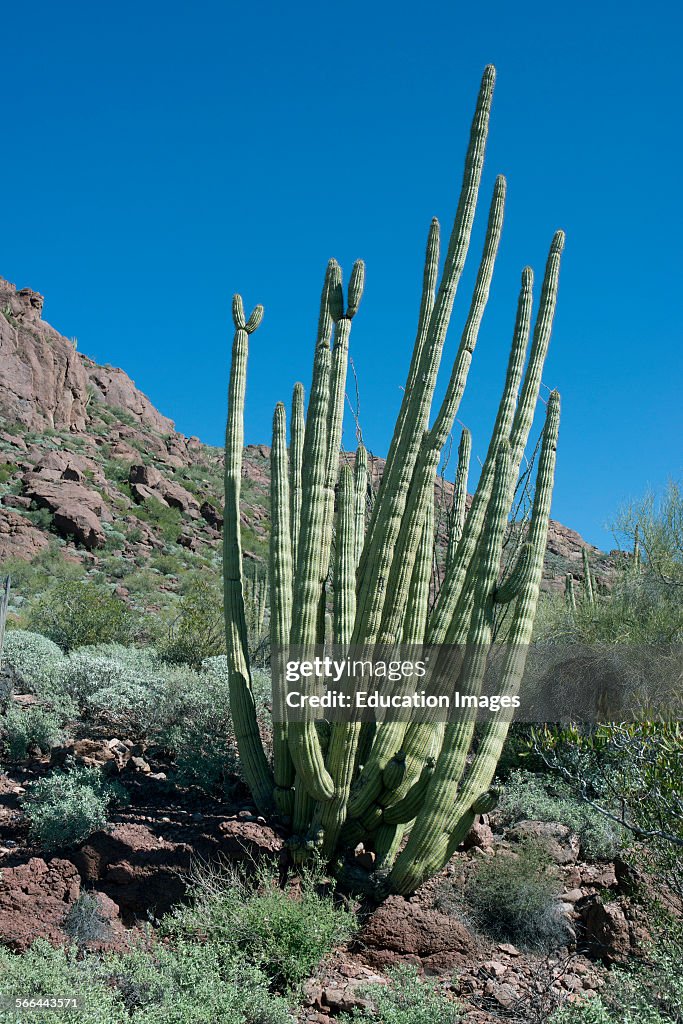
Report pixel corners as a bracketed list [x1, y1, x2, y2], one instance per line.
[2, 1, 681, 550]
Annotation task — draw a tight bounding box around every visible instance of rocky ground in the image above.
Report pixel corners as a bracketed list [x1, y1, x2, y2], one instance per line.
[1, 273, 618, 620]
[0, 732, 660, 1023]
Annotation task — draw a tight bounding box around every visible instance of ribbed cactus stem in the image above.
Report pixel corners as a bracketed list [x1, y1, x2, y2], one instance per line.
[431, 228, 563, 646]
[287, 265, 338, 804]
[391, 393, 561, 892]
[354, 443, 368, 568]
[494, 542, 534, 604]
[377, 176, 506, 647]
[447, 428, 471, 567]
[223, 297, 273, 813]
[389, 443, 513, 893]
[333, 466, 356, 646]
[270, 403, 295, 815]
[290, 383, 305, 573]
[582, 547, 595, 605]
[354, 66, 496, 648]
[565, 573, 577, 612]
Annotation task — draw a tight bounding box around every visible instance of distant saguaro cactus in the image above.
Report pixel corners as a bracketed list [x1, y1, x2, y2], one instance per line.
[222, 65, 564, 894]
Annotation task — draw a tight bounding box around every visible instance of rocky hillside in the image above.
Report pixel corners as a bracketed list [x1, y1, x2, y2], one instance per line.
[0, 274, 616, 613]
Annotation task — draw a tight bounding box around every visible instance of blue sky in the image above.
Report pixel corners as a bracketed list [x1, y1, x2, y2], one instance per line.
[2, 1, 681, 549]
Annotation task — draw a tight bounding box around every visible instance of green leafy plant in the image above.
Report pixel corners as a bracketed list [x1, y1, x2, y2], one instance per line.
[27, 581, 136, 652]
[161, 861, 356, 992]
[340, 964, 461, 1024]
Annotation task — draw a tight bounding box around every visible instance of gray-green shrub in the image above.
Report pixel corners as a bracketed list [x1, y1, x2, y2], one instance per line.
[22, 764, 128, 851]
[2, 629, 65, 692]
[464, 838, 569, 950]
[498, 770, 623, 860]
[0, 704, 66, 760]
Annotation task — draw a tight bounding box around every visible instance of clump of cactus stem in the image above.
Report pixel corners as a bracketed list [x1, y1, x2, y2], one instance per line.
[223, 65, 564, 896]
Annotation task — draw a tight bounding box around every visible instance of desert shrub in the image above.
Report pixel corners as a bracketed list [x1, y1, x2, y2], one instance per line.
[0, 461, 15, 484]
[22, 763, 128, 851]
[498, 770, 623, 860]
[1, 545, 86, 600]
[465, 838, 568, 950]
[52, 646, 162, 734]
[130, 497, 183, 544]
[533, 721, 683, 898]
[552, 924, 683, 1023]
[0, 704, 66, 760]
[63, 892, 114, 947]
[27, 506, 56, 530]
[1, 629, 65, 691]
[28, 581, 136, 652]
[340, 964, 461, 1024]
[0, 940, 123, 1024]
[158, 578, 225, 668]
[161, 863, 356, 992]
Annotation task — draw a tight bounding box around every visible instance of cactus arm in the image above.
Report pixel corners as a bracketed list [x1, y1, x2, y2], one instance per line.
[358, 217, 440, 583]
[447, 428, 472, 567]
[389, 444, 513, 894]
[430, 229, 564, 646]
[377, 175, 506, 647]
[290, 383, 305, 573]
[270, 402, 295, 815]
[565, 572, 577, 612]
[582, 547, 595, 605]
[354, 66, 496, 647]
[354, 443, 368, 568]
[333, 466, 356, 646]
[391, 393, 561, 892]
[287, 265, 340, 804]
[223, 296, 274, 813]
[494, 541, 534, 604]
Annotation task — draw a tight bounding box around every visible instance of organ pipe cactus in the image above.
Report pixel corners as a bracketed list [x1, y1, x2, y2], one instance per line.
[223, 64, 565, 893]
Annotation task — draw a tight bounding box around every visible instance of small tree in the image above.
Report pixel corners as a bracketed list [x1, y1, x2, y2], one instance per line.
[27, 580, 135, 652]
[160, 577, 225, 669]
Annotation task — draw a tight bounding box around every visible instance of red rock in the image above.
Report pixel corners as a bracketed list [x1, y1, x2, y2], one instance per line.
[0, 508, 50, 560]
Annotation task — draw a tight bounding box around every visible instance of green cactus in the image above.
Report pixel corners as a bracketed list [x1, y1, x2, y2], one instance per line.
[222, 64, 565, 893]
[582, 546, 595, 605]
[447, 428, 471, 567]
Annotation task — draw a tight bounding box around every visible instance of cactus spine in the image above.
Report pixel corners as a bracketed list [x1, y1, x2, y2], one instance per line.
[222, 65, 565, 893]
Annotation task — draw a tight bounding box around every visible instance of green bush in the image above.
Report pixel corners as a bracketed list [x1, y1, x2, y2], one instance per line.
[28, 581, 136, 652]
[498, 770, 623, 860]
[0, 704, 66, 760]
[340, 964, 461, 1024]
[0, 936, 294, 1024]
[161, 863, 356, 992]
[552, 925, 683, 1023]
[2, 629, 65, 691]
[130, 497, 183, 544]
[158, 578, 225, 668]
[464, 838, 568, 950]
[51, 646, 162, 733]
[22, 764, 128, 851]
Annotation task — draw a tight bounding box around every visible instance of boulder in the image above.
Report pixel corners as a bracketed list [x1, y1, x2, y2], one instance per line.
[22, 475, 110, 549]
[0, 509, 50, 560]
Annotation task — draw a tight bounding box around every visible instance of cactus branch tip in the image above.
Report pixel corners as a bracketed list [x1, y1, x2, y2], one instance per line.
[245, 305, 264, 334]
[345, 259, 366, 319]
[232, 294, 246, 330]
[551, 229, 566, 254]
